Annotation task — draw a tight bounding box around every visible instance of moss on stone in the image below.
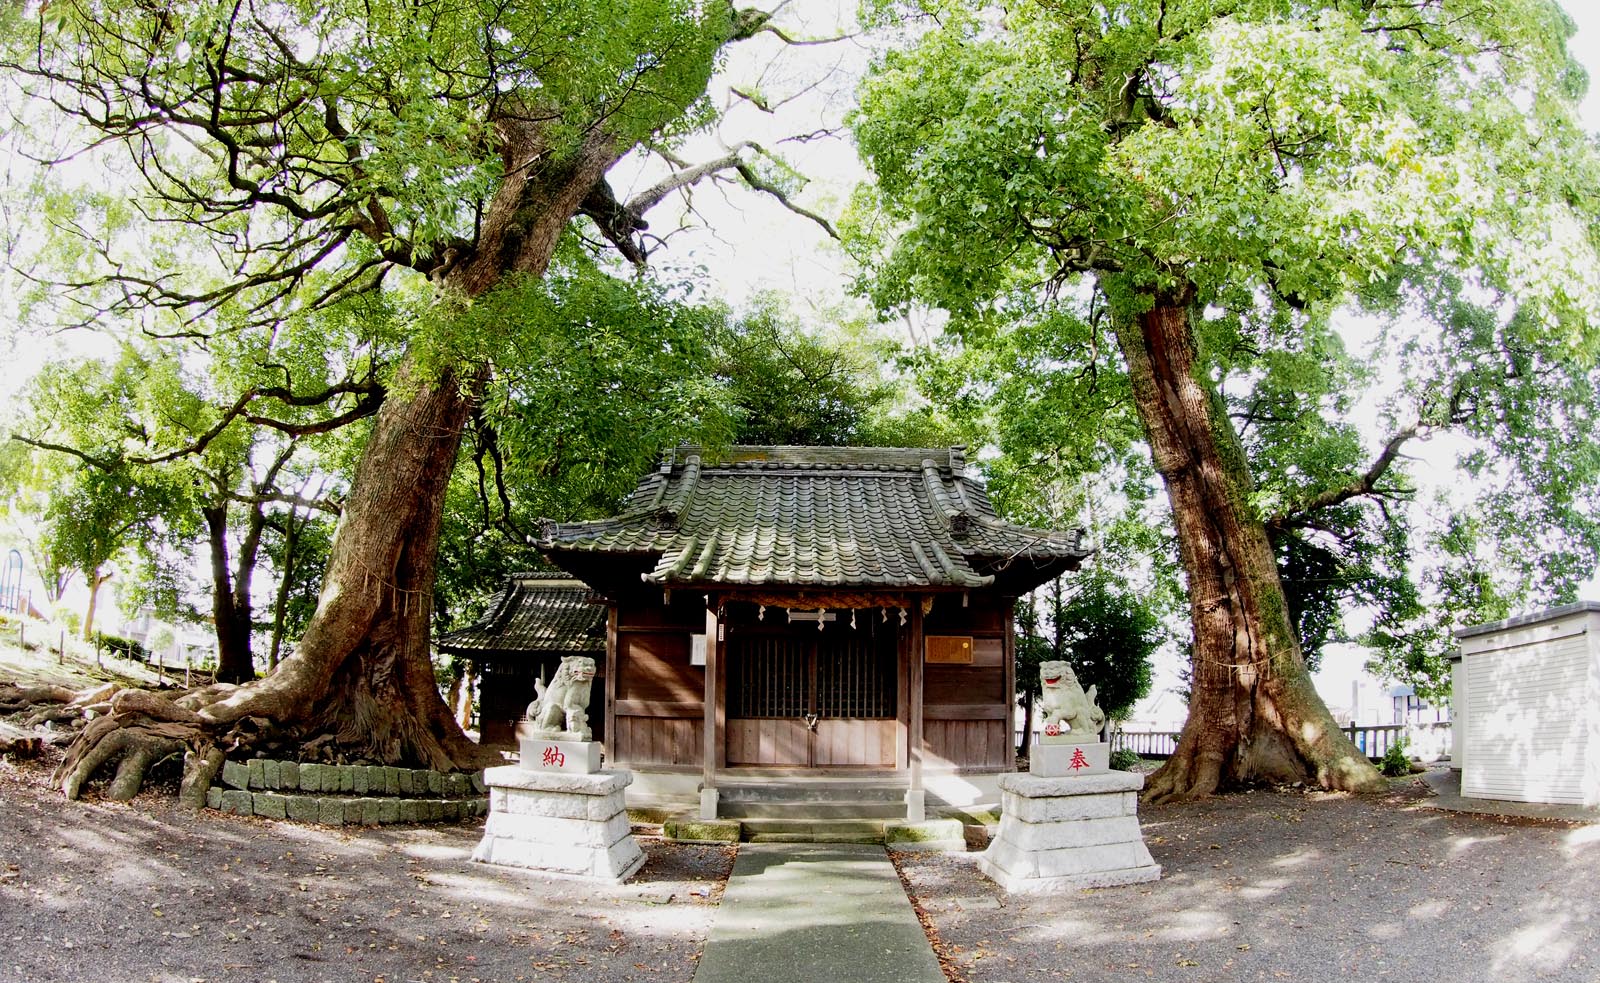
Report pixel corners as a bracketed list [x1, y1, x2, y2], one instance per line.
[884, 819, 963, 843]
[663, 819, 741, 843]
[940, 808, 1000, 826]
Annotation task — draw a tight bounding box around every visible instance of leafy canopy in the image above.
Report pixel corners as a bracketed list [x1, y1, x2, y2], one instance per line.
[849, 0, 1600, 692]
[1, 0, 737, 331]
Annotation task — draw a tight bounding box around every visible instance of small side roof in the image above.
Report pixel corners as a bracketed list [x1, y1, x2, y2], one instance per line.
[1451, 600, 1600, 652]
[436, 572, 605, 657]
[540, 445, 1089, 595]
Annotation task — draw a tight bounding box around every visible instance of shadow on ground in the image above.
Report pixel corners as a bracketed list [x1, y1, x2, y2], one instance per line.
[898, 775, 1599, 983]
[0, 756, 731, 983]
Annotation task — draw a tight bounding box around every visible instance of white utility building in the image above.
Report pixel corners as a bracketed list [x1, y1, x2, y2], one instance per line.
[1452, 602, 1600, 806]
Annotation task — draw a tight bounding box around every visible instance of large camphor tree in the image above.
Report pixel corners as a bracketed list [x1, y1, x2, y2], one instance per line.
[0, 0, 818, 800]
[852, 0, 1600, 799]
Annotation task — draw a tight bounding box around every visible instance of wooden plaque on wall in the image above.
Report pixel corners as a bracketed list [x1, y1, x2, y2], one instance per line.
[925, 635, 975, 664]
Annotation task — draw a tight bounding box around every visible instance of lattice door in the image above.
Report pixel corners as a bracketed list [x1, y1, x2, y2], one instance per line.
[726, 621, 897, 767]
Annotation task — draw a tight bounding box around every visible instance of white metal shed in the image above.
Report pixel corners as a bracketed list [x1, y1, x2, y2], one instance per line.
[1452, 602, 1600, 806]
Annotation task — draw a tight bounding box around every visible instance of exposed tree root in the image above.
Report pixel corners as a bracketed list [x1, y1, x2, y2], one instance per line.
[0, 683, 80, 714]
[1143, 698, 1389, 805]
[1142, 740, 1225, 804]
[46, 650, 501, 803]
[0, 721, 43, 758]
[179, 746, 226, 808]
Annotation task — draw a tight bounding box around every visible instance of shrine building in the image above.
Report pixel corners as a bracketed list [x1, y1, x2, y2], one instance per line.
[437, 572, 607, 749]
[535, 445, 1088, 821]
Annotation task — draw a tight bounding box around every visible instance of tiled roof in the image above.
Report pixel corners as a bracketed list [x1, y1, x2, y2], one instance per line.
[540, 446, 1088, 591]
[436, 573, 605, 656]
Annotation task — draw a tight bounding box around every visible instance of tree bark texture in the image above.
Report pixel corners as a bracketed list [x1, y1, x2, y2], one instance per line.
[1115, 298, 1386, 802]
[1017, 688, 1034, 759]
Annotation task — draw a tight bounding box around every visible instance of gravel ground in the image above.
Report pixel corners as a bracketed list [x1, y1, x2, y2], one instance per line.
[0, 755, 733, 983]
[896, 775, 1600, 983]
[8, 747, 1597, 983]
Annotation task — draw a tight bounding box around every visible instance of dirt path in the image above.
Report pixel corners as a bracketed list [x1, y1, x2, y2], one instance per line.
[896, 777, 1600, 983]
[0, 756, 732, 983]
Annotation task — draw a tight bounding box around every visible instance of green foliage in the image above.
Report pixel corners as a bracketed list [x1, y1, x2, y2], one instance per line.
[852, 0, 1600, 698]
[714, 297, 957, 448]
[1, 333, 363, 657]
[1109, 748, 1142, 772]
[3, 0, 735, 327]
[431, 281, 956, 627]
[261, 513, 336, 650]
[1016, 571, 1163, 722]
[1379, 736, 1412, 778]
[0, 354, 192, 610]
[431, 267, 738, 625]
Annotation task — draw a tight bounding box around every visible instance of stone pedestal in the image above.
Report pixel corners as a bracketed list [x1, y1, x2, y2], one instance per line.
[1030, 741, 1110, 777]
[979, 770, 1161, 893]
[518, 737, 602, 774]
[472, 766, 645, 883]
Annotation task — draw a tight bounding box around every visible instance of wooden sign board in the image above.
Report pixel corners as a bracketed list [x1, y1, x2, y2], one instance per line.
[925, 635, 975, 664]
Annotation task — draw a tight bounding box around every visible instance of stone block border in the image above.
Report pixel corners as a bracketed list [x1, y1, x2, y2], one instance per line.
[204, 758, 488, 826]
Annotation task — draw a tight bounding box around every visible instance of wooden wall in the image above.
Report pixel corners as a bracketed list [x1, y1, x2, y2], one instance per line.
[610, 594, 706, 769]
[604, 590, 1017, 774]
[921, 596, 1013, 772]
[474, 654, 605, 750]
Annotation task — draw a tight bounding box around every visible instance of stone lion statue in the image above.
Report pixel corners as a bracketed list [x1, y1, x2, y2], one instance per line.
[1038, 660, 1104, 740]
[524, 656, 596, 741]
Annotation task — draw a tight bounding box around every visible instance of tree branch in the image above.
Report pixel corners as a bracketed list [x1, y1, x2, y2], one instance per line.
[10, 380, 384, 469]
[732, 159, 839, 240]
[1266, 424, 1419, 531]
[225, 488, 342, 515]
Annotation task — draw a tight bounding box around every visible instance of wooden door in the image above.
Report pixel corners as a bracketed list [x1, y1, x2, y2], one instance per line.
[725, 620, 898, 767]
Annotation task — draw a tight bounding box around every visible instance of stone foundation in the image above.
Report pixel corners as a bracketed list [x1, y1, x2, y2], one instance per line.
[472, 766, 645, 883]
[978, 771, 1161, 892]
[205, 759, 488, 825]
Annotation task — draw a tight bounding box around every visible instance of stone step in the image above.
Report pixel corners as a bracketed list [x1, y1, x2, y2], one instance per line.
[718, 798, 908, 820]
[745, 831, 887, 844]
[739, 818, 887, 843]
[717, 782, 906, 802]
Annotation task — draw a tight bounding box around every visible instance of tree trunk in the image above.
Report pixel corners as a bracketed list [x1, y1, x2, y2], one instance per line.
[81, 568, 109, 640]
[1114, 294, 1385, 802]
[1017, 688, 1033, 759]
[448, 660, 477, 732]
[267, 514, 302, 671]
[203, 505, 256, 684]
[198, 357, 489, 768]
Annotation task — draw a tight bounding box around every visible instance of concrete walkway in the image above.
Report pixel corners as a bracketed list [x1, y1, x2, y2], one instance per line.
[1421, 767, 1600, 823]
[692, 843, 946, 983]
